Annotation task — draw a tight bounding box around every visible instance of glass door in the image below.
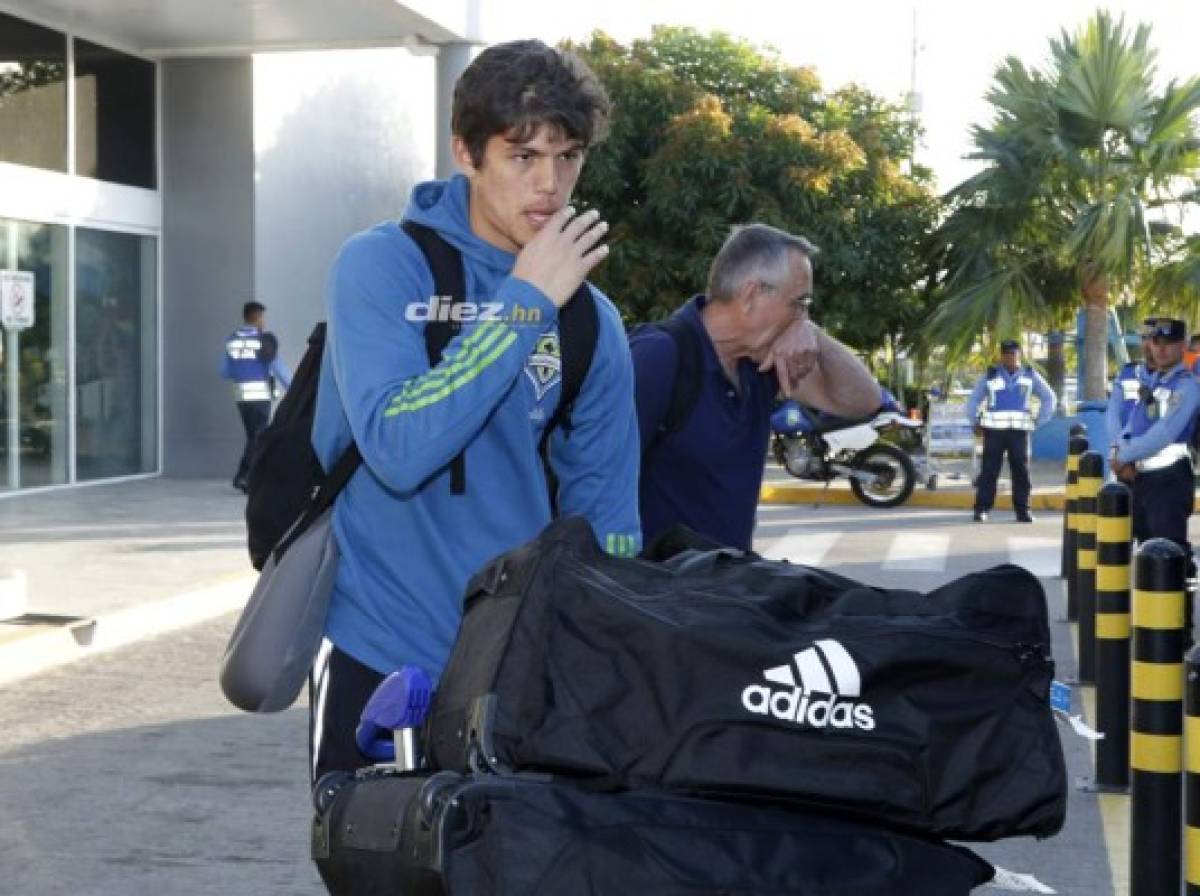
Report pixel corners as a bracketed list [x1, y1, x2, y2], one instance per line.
[0, 217, 71, 491]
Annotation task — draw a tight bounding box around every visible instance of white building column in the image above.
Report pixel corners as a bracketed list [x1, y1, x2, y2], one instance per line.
[435, 42, 479, 179]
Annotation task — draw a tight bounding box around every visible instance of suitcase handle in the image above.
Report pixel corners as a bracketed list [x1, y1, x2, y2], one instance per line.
[355, 665, 433, 765]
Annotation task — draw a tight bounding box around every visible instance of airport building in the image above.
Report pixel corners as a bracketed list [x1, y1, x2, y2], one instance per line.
[0, 0, 478, 491]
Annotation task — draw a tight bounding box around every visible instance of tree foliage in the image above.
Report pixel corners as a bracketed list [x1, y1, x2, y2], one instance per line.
[568, 27, 939, 355]
[927, 11, 1200, 399]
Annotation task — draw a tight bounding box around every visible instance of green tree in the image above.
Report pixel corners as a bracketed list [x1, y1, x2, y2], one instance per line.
[927, 11, 1200, 400]
[569, 28, 939, 361]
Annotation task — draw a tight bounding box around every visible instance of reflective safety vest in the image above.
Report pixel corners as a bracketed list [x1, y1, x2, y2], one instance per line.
[979, 366, 1035, 430]
[1126, 364, 1197, 471]
[1114, 361, 1151, 429]
[223, 326, 273, 402]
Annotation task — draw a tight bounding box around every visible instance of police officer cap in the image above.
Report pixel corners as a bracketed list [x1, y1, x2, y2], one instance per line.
[1151, 318, 1186, 341]
[999, 339, 1021, 352]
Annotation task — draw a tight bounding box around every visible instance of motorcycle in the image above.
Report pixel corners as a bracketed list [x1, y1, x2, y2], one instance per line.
[769, 399, 925, 508]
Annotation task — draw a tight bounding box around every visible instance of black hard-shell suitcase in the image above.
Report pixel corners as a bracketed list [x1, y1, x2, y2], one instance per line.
[426, 517, 1066, 841]
[311, 768, 994, 895]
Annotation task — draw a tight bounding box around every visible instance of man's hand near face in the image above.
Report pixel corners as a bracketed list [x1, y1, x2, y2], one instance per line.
[512, 207, 609, 308]
[759, 314, 879, 418]
[757, 314, 820, 394]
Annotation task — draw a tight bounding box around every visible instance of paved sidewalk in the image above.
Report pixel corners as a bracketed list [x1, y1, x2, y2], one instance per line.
[0, 477, 255, 685]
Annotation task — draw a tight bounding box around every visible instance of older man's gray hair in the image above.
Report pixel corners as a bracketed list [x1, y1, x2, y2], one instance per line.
[706, 223, 819, 302]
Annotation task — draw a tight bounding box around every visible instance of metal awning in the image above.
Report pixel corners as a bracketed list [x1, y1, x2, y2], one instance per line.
[0, 0, 478, 57]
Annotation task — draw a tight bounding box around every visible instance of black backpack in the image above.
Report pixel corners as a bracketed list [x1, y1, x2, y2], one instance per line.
[244, 220, 598, 571]
[631, 312, 704, 464]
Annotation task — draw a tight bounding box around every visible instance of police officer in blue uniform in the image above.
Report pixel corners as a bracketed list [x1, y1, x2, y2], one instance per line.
[966, 339, 1056, 522]
[1105, 318, 1156, 456]
[1111, 318, 1200, 561]
[221, 301, 291, 492]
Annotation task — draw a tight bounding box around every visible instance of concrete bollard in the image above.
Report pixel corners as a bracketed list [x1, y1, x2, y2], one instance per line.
[1131, 538, 1185, 896]
[1073, 452, 1103, 684]
[1091, 481, 1132, 791]
[1063, 435, 1088, 622]
[1187, 648, 1200, 895]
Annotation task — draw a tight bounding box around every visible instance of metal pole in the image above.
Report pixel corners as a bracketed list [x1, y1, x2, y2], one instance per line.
[5, 219, 18, 491]
[1130, 538, 1185, 896]
[1074, 452, 1103, 684]
[1090, 481, 1132, 791]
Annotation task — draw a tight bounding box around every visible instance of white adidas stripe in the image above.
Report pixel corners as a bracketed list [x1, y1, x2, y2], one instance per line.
[781, 641, 862, 696]
[794, 647, 832, 693]
[764, 664, 797, 687]
[814, 639, 861, 697]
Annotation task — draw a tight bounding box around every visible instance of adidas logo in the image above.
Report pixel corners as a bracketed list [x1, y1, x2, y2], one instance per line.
[741, 639, 876, 731]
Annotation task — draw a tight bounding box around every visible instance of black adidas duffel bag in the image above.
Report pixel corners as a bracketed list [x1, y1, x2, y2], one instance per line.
[426, 517, 1066, 842]
[312, 767, 994, 895]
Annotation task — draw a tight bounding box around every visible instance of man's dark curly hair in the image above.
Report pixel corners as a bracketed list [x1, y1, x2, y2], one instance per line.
[452, 40, 611, 168]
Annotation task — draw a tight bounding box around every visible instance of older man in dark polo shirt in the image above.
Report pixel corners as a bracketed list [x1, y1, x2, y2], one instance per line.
[632, 223, 880, 550]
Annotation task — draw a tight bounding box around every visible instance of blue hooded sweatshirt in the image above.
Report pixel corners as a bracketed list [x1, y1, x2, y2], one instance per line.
[312, 175, 641, 678]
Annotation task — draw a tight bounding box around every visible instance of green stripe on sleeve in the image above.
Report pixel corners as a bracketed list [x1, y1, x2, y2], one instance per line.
[384, 329, 519, 416]
[389, 322, 508, 409]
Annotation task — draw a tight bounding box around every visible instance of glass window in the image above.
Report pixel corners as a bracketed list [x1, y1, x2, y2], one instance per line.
[0, 217, 70, 491]
[75, 228, 157, 480]
[74, 39, 156, 189]
[0, 13, 67, 172]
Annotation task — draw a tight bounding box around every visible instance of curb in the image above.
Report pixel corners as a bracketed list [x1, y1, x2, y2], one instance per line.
[760, 484, 1067, 511]
[0, 574, 254, 686]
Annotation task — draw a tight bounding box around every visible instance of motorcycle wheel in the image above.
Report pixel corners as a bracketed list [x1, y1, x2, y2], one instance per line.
[849, 443, 916, 508]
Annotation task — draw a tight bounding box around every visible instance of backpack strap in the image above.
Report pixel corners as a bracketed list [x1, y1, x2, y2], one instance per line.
[270, 322, 362, 563]
[539, 283, 598, 450]
[538, 283, 598, 514]
[401, 220, 469, 494]
[642, 312, 704, 463]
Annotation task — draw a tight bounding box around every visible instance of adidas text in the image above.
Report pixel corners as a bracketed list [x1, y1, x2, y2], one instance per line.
[742, 639, 876, 731]
[741, 686, 875, 730]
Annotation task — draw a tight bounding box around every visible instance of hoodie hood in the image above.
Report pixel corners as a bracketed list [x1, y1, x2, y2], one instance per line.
[404, 174, 516, 274]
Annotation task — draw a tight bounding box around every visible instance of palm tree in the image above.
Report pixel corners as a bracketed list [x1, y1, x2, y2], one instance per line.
[927, 11, 1200, 401]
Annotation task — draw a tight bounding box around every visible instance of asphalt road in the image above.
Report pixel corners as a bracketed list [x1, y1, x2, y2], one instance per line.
[0, 614, 323, 896]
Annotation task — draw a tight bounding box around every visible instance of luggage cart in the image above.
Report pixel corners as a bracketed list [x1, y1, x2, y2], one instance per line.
[922, 396, 978, 489]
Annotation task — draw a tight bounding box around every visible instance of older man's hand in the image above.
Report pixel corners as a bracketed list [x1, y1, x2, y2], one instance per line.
[758, 317, 820, 395]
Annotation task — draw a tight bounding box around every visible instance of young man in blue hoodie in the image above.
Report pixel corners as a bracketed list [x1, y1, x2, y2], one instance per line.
[308, 40, 642, 781]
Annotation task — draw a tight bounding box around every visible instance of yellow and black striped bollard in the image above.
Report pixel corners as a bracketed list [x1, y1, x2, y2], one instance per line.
[1090, 480, 1131, 791]
[1188, 648, 1200, 895]
[1131, 538, 1185, 896]
[1073, 452, 1103, 685]
[1062, 435, 1088, 622]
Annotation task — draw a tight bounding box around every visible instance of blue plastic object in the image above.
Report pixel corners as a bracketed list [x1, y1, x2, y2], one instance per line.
[770, 400, 814, 436]
[355, 664, 434, 763]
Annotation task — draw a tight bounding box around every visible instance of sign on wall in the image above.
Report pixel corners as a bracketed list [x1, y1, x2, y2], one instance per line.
[0, 271, 35, 331]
